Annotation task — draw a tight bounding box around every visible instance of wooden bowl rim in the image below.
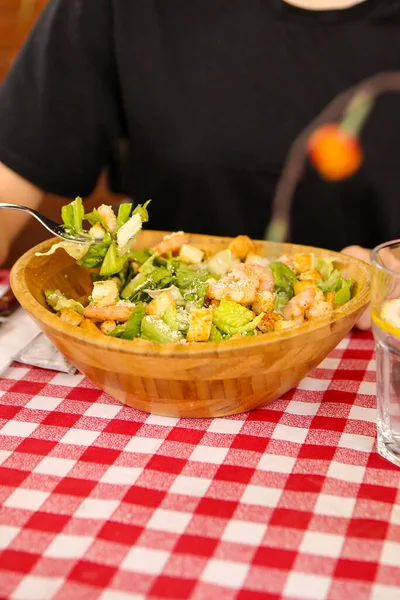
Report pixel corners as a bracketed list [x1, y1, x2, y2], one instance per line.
[10, 233, 371, 358]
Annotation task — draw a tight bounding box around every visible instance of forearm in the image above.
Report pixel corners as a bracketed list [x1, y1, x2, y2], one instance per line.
[0, 232, 7, 267]
[0, 162, 43, 266]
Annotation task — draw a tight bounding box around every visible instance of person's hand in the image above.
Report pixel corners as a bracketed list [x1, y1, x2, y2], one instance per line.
[0, 162, 43, 266]
[341, 245, 371, 330]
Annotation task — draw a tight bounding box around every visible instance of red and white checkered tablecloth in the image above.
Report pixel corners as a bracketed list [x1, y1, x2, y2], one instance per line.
[0, 270, 399, 600]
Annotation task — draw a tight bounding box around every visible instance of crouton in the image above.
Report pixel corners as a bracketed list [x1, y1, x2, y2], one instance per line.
[179, 244, 205, 264]
[325, 291, 336, 307]
[186, 308, 213, 342]
[293, 280, 316, 296]
[293, 253, 314, 274]
[252, 291, 274, 315]
[145, 291, 176, 317]
[59, 307, 84, 327]
[97, 204, 117, 232]
[91, 280, 119, 308]
[229, 235, 256, 259]
[299, 269, 323, 282]
[99, 320, 117, 335]
[80, 318, 100, 332]
[258, 312, 283, 333]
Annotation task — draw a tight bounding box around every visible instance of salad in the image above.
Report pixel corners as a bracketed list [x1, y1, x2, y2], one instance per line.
[41, 198, 354, 344]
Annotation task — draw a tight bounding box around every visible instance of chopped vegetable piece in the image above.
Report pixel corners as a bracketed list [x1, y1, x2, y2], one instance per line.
[100, 242, 128, 277]
[315, 258, 335, 280]
[140, 316, 183, 343]
[207, 249, 237, 276]
[78, 234, 112, 269]
[62, 196, 84, 234]
[116, 203, 132, 229]
[213, 299, 264, 335]
[45, 290, 84, 315]
[121, 303, 146, 339]
[335, 279, 354, 305]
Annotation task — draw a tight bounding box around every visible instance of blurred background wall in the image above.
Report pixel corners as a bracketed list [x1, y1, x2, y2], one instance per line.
[1, 0, 123, 267]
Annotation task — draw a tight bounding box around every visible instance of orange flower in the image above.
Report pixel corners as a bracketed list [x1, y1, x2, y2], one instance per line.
[307, 124, 363, 181]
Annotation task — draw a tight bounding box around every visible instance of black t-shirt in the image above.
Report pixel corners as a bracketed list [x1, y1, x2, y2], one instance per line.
[1, 0, 400, 250]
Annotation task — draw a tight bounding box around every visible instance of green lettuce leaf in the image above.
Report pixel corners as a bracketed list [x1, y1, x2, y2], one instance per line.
[44, 289, 84, 314]
[108, 324, 127, 338]
[116, 203, 133, 230]
[140, 316, 183, 343]
[116, 262, 132, 289]
[121, 302, 145, 339]
[317, 269, 342, 294]
[145, 285, 185, 306]
[317, 269, 354, 305]
[270, 261, 297, 292]
[121, 266, 172, 301]
[139, 253, 160, 275]
[78, 234, 112, 269]
[182, 279, 210, 308]
[269, 261, 297, 312]
[129, 249, 153, 264]
[212, 299, 264, 335]
[84, 208, 108, 230]
[132, 200, 151, 224]
[315, 258, 335, 280]
[163, 306, 190, 333]
[174, 263, 209, 288]
[61, 196, 84, 234]
[274, 289, 292, 314]
[100, 241, 128, 277]
[209, 324, 231, 341]
[335, 279, 354, 305]
[207, 249, 237, 276]
[121, 271, 152, 300]
[162, 306, 179, 331]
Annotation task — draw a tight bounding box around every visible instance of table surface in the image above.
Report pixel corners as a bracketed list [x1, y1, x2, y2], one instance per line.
[0, 272, 399, 600]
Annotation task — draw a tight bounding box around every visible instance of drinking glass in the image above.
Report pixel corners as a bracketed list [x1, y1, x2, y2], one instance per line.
[371, 240, 400, 467]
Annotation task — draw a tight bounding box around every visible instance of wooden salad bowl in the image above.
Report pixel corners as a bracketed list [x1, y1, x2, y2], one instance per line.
[10, 231, 371, 418]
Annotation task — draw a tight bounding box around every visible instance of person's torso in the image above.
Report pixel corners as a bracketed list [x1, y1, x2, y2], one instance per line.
[110, 0, 400, 250]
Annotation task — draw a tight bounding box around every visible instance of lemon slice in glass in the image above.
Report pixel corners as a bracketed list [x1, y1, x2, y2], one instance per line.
[381, 299, 400, 328]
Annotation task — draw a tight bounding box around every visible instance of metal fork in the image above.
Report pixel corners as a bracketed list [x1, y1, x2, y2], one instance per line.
[0, 202, 100, 244]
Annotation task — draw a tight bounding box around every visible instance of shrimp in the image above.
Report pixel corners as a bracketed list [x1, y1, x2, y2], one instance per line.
[207, 265, 259, 305]
[207, 277, 258, 305]
[151, 231, 190, 256]
[83, 304, 133, 322]
[283, 288, 316, 321]
[207, 261, 274, 305]
[234, 262, 275, 292]
[97, 204, 117, 232]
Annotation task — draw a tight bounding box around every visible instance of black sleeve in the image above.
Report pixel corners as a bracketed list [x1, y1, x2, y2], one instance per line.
[0, 0, 122, 197]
